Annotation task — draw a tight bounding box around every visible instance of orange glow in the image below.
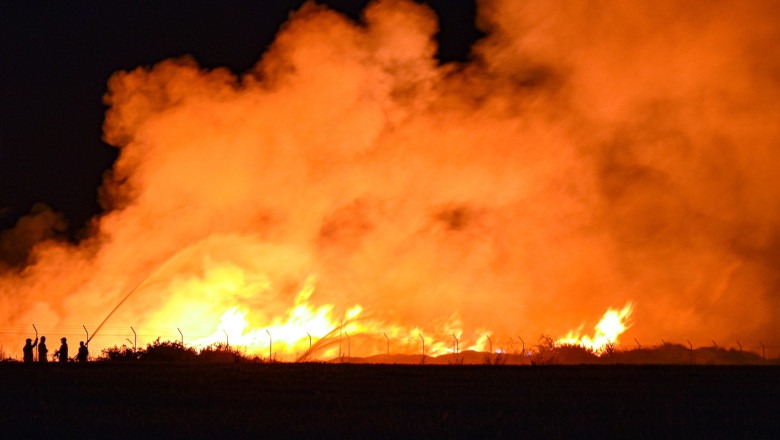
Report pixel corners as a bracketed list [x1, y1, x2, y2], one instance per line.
[556, 303, 633, 355]
[154, 271, 470, 361]
[2, 0, 779, 361]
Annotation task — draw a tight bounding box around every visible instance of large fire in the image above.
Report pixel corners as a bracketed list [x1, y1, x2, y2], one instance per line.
[2, 0, 779, 361]
[556, 302, 633, 355]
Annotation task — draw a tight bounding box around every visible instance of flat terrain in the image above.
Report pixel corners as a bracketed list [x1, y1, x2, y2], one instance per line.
[0, 363, 777, 438]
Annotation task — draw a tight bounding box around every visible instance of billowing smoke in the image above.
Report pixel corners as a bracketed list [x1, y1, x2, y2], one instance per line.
[2, 0, 779, 358]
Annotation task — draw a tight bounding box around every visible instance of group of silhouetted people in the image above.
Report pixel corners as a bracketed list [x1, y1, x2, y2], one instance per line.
[22, 336, 88, 363]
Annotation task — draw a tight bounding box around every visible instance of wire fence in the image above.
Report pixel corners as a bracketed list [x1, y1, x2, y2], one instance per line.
[1, 323, 777, 362]
[0, 324, 220, 360]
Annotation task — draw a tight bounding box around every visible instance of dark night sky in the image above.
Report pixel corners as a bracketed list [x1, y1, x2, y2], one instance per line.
[1, 0, 480, 234]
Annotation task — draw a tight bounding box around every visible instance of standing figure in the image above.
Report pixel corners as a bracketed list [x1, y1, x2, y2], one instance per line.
[76, 341, 89, 362]
[23, 338, 38, 363]
[38, 336, 48, 363]
[54, 337, 68, 363]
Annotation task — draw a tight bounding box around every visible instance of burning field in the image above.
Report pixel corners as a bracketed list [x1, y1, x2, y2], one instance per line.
[2, 0, 780, 362]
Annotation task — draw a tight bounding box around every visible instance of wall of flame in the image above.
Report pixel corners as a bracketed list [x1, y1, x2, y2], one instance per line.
[2, 0, 779, 360]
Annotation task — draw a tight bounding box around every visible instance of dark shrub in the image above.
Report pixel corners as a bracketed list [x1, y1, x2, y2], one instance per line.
[101, 345, 139, 361]
[198, 343, 247, 363]
[139, 338, 197, 362]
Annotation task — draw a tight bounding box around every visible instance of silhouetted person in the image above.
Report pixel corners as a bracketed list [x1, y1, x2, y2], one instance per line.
[23, 338, 38, 363]
[38, 336, 48, 363]
[54, 337, 68, 363]
[76, 341, 89, 362]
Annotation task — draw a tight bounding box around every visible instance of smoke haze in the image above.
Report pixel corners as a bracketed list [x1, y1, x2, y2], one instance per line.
[2, 0, 779, 358]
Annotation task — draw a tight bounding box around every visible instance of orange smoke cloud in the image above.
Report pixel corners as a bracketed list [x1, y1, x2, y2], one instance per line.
[2, 0, 779, 360]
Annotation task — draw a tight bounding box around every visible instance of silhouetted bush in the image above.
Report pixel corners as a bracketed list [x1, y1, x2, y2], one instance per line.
[535, 335, 556, 354]
[92, 336, 776, 365]
[528, 343, 600, 365]
[0, 346, 14, 363]
[98, 339, 253, 363]
[139, 338, 197, 362]
[101, 345, 139, 361]
[198, 343, 246, 363]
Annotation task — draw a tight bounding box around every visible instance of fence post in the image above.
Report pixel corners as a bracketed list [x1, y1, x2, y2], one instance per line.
[266, 329, 272, 363]
[519, 336, 524, 355]
[686, 339, 694, 364]
[337, 322, 342, 360]
[33, 324, 38, 362]
[419, 333, 425, 364]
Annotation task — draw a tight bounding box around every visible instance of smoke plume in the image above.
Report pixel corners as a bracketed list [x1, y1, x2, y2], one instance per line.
[2, 0, 779, 358]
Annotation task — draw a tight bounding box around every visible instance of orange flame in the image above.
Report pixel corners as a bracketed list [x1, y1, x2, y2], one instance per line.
[556, 303, 634, 355]
[1, 0, 779, 361]
[177, 273, 467, 361]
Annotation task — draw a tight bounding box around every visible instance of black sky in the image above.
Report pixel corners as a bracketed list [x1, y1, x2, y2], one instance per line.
[1, 0, 481, 234]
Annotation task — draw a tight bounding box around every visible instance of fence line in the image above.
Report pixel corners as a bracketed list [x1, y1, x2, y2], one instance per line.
[1, 325, 778, 360]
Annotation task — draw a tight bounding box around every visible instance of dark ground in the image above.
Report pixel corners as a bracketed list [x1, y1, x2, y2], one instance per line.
[0, 363, 777, 439]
